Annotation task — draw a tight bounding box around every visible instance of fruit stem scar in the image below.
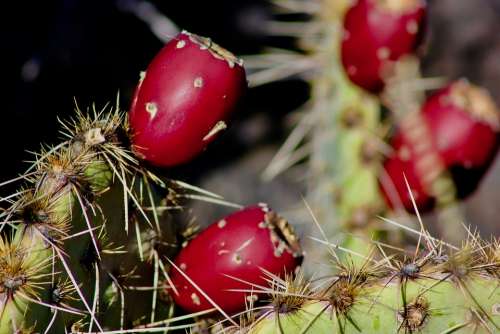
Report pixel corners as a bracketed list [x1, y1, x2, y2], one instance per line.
[146, 102, 158, 120]
[194, 77, 204, 88]
[191, 292, 201, 305]
[182, 30, 244, 68]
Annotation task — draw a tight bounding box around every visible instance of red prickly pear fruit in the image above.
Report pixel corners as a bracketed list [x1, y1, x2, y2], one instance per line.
[422, 80, 500, 198]
[341, 0, 426, 93]
[129, 31, 247, 167]
[422, 80, 500, 172]
[169, 204, 303, 314]
[381, 80, 500, 212]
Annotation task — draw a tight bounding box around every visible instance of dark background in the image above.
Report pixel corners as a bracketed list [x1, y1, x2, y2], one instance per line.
[2, 0, 500, 234]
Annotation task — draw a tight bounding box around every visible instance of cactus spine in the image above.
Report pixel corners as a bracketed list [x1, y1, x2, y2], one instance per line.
[0, 102, 217, 332]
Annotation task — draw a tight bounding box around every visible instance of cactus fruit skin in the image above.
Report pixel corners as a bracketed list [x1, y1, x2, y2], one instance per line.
[422, 80, 500, 170]
[169, 204, 303, 314]
[129, 30, 247, 167]
[341, 0, 426, 93]
[381, 80, 500, 212]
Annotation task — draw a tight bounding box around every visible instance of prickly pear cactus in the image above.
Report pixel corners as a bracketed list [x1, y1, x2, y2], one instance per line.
[0, 30, 248, 333]
[4, 6, 500, 333]
[223, 227, 500, 334]
[0, 104, 180, 332]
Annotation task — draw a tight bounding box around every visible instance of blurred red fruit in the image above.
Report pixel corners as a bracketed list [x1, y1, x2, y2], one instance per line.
[381, 80, 500, 212]
[341, 0, 426, 93]
[422, 80, 499, 170]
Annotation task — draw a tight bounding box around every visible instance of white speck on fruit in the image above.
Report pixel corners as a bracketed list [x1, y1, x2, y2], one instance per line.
[246, 260, 252, 265]
[258, 221, 267, 229]
[232, 253, 242, 264]
[176, 40, 186, 49]
[217, 219, 227, 228]
[203, 121, 227, 142]
[180, 263, 187, 270]
[145, 102, 158, 120]
[258, 203, 270, 212]
[139, 71, 146, 84]
[182, 241, 188, 248]
[347, 65, 357, 75]
[218, 249, 230, 255]
[191, 293, 201, 306]
[236, 238, 255, 252]
[406, 20, 418, 34]
[377, 47, 390, 60]
[220, 241, 226, 247]
[194, 77, 204, 88]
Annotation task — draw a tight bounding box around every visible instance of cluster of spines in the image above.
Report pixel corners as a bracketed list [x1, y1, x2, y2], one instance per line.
[0, 100, 228, 332]
[216, 223, 500, 334]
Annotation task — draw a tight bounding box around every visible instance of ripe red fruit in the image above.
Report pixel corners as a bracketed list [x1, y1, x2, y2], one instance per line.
[129, 31, 247, 167]
[381, 80, 500, 212]
[422, 80, 499, 170]
[168, 204, 303, 314]
[341, 0, 426, 93]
